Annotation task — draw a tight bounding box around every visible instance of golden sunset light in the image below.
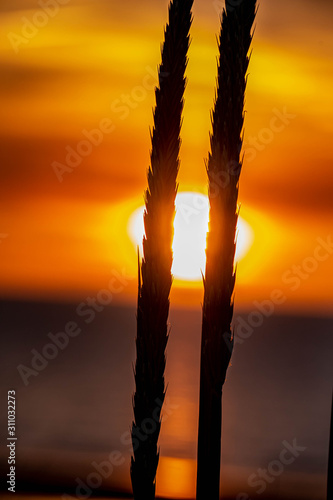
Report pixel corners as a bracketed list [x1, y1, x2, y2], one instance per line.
[156, 457, 196, 499]
[1, 2, 333, 500]
[1, 0, 332, 312]
[128, 192, 254, 281]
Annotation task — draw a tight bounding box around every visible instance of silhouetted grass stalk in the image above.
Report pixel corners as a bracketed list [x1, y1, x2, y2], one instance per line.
[131, 1, 193, 499]
[196, 1, 257, 499]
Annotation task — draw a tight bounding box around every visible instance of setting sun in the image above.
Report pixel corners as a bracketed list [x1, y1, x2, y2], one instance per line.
[128, 192, 254, 281]
[1, 1, 333, 499]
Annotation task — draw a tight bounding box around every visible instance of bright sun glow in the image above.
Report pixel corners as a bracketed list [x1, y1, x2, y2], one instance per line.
[128, 192, 254, 281]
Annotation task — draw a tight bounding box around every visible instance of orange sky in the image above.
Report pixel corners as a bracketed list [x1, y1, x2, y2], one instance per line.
[0, 0, 332, 313]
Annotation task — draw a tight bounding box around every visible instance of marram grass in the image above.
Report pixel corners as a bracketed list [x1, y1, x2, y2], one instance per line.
[131, 1, 193, 499]
[196, 1, 257, 499]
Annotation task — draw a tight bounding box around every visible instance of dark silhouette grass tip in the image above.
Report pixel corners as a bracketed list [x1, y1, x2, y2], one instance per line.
[196, 1, 257, 499]
[131, 1, 193, 499]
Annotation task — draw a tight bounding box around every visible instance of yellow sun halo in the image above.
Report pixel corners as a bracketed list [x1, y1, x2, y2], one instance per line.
[128, 192, 254, 281]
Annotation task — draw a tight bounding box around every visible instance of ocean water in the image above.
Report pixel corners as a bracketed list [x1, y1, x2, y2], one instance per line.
[0, 300, 332, 499]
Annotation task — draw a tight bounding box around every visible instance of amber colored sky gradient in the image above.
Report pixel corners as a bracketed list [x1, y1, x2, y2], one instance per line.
[0, 0, 332, 312]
